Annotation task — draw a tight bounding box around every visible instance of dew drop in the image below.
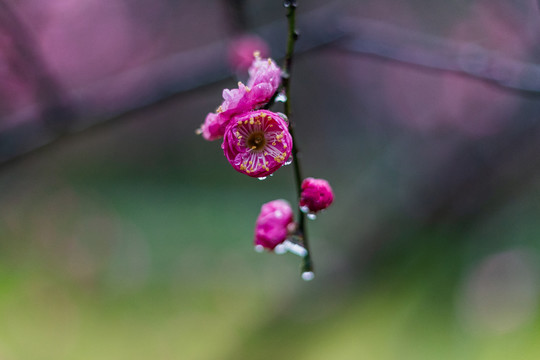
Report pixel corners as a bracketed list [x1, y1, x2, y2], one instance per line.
[301, 271, 315, 281]
[283, 0, 297, 8]
[276, 92, 287, 103]
[300, 205, 310, 214]
[282, 240, 307, 257]
[307, 213, 317, 220]
[284, 156, 293, 166]
[258, 177, 267, 181]
[254, 245, 265, 253]
[274, 244, 287, 254]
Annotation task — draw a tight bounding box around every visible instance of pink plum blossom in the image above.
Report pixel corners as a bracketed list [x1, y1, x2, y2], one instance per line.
[218, 83, 253, 119]
[196, 85, 252, 141]
[197, 55, 281, 141]
[222, 110, 292, 177]
[197, 112, 225, 141]
[246, 55, 281, 104]
[299, 177, 334, 213]
[228, 35, 270, 71]
[254, 199, 294, 250]
[219, 55, 281, 117]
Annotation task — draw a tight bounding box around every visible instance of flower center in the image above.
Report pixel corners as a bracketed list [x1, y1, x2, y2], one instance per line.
[246, 131, 266, 151]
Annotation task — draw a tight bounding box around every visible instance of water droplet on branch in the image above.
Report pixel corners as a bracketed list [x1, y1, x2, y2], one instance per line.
[301, 271, 315, 281]
[276, 92, 287, 103]
[258, 177, 267, 181]
[307, 213, 317, 220]
[274, 244, 287, 254]
[281, 240, 307, 257]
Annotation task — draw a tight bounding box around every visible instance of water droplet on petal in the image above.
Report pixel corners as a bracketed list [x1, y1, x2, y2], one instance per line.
[277, 112, 288, 121]
[300, 205, 310, 214]
[254, 245, 265, 253]
[301, 271, 315, 281]
[274, 243, 287, 254]
[307, 213, 317, 220]
[276, 92, 287, 103]
[258, 177, 267, 181]
[284, 156, 293, 166]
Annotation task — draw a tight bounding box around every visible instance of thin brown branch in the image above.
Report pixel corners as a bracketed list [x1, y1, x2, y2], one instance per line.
[339, 17, 540, 93]
[0, 1, 74, 131]
[0, 3, 345, 169]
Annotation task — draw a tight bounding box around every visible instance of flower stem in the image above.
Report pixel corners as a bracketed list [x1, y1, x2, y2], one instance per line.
[281, 0, 313, 276]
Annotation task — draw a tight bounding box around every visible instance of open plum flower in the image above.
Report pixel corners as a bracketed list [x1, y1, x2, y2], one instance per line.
[197, 55, 281, 141]
[254, 199, 295, 251]
[246, 54, 281, 106]
[299, 177, 334, 214]
[222, 110, 292, 178]
[197, 112, 224, 141]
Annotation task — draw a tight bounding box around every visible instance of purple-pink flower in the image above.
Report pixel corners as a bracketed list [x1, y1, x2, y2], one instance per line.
[197, 112, 225, 141]
[246, 55, 281, 106]
[228, 35, 270, 71]
[217, 84, 252, 120]
[197, 55, 281, 142]
[197, 86, 251, 141]
[254, 199, 294, 250]
[222, 110, 292, 177]
[300, 177, 334, 213]
[218, 56, 281, 118]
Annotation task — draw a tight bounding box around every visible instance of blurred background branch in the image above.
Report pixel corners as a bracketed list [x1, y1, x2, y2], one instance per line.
[0, 0, 75, 159]
[3, 0, 540, 169]
[0, 3, 344, 168]
[339, 17, 540, 93]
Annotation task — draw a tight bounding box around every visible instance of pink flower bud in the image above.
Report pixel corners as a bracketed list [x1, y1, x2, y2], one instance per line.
[299, 178, 334, 213]
[254, 199, 294, 250]
[227, 35, 270, 71]
[222, 110, 292, 178]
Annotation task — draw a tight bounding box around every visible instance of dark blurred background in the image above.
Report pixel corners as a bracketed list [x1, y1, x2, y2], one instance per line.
[2, 0, 540, 359]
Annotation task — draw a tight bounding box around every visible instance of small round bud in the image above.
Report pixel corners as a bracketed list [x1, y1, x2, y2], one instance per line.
[299, 177, 334, 213]
[254, 199, 294, 250]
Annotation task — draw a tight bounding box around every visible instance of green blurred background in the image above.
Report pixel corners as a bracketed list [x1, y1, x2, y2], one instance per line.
[2, 0, 540, 359]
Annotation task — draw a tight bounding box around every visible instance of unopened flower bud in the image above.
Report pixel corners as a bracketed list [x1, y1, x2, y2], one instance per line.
[254, 199, 294, 250]
[299, 177, 334, 213]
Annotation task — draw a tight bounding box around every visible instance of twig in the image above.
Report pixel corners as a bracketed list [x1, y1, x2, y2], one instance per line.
[0, 1, 74, 139]
[0, 3, 345, 170]
[338, 17, 540, 93]
[281, 0, 313, 277]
